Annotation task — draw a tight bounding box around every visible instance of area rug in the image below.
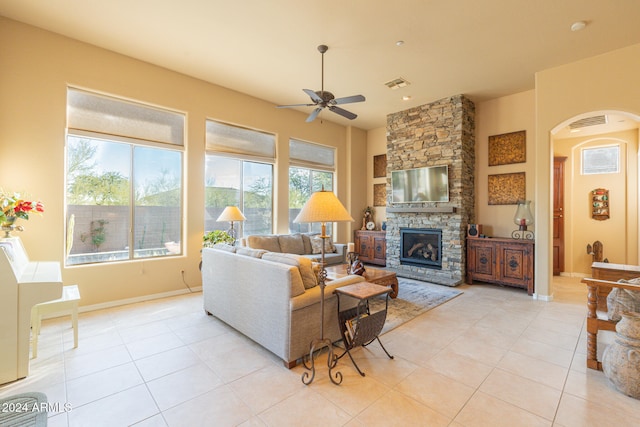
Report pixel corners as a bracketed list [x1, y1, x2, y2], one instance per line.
[368, 277, 463, 335]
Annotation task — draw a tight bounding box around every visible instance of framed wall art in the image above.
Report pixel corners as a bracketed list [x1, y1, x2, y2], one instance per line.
[373, 183, 386, 206]
[488, 130, 526, 166]
[488, 172, 525, 205]
[373, 154, 387, 178]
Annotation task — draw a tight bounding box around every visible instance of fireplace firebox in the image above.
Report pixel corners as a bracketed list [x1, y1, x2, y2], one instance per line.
[400, 228, 442, 269]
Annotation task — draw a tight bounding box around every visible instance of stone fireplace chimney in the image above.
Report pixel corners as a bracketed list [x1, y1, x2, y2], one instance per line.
[385, 95, 475, 286]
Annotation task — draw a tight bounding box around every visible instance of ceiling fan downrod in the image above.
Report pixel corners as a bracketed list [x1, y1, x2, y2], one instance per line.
[318, 44, 328, 98]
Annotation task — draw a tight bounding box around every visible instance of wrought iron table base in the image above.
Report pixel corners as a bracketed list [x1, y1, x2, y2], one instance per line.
[335, 286, 394, 377]
[301, 337, 342, 385]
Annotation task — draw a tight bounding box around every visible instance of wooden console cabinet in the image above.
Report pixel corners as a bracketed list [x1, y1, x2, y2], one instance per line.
[466, 237, 534, 295]
[354, 230, 386, 266]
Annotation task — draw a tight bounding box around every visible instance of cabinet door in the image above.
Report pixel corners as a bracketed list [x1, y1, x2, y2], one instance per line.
[497, 243, 532, 289]
[356, 233, 372, 262]
[373, 236, 386, 266]
[468, 241, 496, 282]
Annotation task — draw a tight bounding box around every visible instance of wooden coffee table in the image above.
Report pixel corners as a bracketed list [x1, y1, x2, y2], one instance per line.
[325, 264, 399, 298]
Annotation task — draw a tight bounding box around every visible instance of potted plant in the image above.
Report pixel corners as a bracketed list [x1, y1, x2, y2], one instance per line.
[202, 230, 234, 248]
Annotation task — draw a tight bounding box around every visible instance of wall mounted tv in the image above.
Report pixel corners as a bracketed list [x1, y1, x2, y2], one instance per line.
[391, 165, 449, 203]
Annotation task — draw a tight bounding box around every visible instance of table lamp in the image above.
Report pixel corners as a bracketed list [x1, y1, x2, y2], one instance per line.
[512, 200, 534, 240]
[216, 206, 246, 242]
[294, 188, 353, 385]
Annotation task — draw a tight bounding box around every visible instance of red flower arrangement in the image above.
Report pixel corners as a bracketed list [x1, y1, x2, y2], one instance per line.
[1, 191, 45, 225]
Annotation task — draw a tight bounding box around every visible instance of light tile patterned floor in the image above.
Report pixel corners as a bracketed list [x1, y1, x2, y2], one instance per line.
[2, 276, 640, 426]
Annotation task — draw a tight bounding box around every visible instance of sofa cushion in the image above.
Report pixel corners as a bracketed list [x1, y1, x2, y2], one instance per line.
[301, 233, 315, 254]
[262, 252, 317, 289]
[236, 247, 268, 258]
[608, 278, 640, 321]
[278, 234, 305, 255]
[310, 236, 336, 254]
[213, 243, 236, 253]
[248, 235, 281, 252]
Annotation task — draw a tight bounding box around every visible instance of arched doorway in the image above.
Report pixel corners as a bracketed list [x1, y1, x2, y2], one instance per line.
[550, 110, 640, 281]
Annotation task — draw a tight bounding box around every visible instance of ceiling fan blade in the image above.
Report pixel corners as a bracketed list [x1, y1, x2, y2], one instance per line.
[306, 107, 323, 122]
[276, 103, 315, 108]
[328, 105, 357, 120]
[332, 94, 365, 105]
[303, 89, 323, 103]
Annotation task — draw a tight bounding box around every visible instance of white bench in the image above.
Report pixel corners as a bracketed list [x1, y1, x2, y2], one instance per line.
[31, 285, 81, 358]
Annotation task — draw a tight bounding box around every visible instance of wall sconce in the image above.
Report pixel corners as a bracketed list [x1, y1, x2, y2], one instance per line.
[512, 200, 534, 240]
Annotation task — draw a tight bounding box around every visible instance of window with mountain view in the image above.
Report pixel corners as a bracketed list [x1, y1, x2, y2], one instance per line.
[205, 120, 274, 237]
[288, 139, 335, 235]
[65, 88, 184, 265]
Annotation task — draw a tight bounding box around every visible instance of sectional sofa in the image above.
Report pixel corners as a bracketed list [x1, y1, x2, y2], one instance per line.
[201, 245, 364, 367]
[246, 233, 346, 266]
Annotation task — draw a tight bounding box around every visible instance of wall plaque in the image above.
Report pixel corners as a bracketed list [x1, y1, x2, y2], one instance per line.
[373, 183, 386, 206]
[488, 130, 526, 166]
[373, 154, 387, 178]
[488, 172, 525, 205]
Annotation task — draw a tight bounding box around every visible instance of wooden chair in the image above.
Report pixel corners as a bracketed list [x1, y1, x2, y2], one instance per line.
[582, 262, 640, 370]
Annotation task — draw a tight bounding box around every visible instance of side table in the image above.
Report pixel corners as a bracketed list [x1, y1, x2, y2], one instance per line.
[334, 281, 394, 376]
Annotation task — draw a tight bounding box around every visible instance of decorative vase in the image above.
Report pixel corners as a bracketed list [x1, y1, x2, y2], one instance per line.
[602, 311, 640, 399]
[1, 216, 18, 238]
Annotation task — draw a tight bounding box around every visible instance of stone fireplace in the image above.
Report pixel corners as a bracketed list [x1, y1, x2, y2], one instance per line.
[385, 95, 475, 286]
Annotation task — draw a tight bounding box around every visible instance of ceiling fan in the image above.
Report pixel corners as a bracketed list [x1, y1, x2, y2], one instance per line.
[277, 44, 365, 123]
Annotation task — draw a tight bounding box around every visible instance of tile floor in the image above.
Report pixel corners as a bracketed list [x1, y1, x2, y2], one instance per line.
[2, 276, 640, 426]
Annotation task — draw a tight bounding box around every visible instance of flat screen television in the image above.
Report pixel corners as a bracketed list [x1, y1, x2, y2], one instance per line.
[391, 165, 449, 203]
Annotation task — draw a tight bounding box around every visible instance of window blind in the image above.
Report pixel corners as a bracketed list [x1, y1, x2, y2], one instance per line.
[67, 88, 184, 146]
[206, 120, 275, 161]
[289, 138, 335, 170]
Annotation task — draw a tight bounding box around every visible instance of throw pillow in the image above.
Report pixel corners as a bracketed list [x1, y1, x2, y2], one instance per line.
[236, 247, 268, 258]
[213, 243, 236, 253]
[301, 233, 315, 254]
[310, 236, 336, 254]
[262, 252, 317, 289]
[278, 234, 305, 255]
[608, 278, 640, 321]
[247, 235, 281, 252]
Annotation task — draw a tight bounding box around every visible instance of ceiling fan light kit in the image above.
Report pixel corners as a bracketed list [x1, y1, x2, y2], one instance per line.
[277, 44, 365, 123]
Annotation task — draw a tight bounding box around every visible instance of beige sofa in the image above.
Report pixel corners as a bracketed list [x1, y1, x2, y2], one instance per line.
[202, 245, 364, 368]
[246, 233, 346, 265]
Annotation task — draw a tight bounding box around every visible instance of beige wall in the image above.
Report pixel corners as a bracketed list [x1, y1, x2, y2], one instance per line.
[536, 43, 640, 298]
[475, 91, 536, 238]
[0, 18, 365, 306]
[365, 126, 387, 230]
[555, 130, 638, 275]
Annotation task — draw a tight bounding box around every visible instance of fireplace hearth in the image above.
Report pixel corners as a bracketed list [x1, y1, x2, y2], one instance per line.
[400, 228, 442, 269]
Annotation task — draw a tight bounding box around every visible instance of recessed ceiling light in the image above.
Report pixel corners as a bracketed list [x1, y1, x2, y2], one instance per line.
[402, 95, 412, 101]
[396, 40, 405, 46]
[571, 21, 587, 32]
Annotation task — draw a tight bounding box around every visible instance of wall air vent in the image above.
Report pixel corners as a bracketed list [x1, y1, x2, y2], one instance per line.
[569, 115, 607, 129]
[384, 77, 411, 90]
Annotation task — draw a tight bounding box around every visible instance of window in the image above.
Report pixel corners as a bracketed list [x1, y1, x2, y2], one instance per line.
[288, 139, 335, 234]
[205, 120, 274, 236]
[65, 88, 184, 265]
[582, 145, 620, 175]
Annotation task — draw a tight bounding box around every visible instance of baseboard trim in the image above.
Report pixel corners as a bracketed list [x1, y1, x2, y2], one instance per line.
[40, 286, 202, 320]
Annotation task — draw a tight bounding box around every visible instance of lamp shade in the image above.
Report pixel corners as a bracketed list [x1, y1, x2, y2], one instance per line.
[216, 206, 246, 222]
[294, 190, 354, 224]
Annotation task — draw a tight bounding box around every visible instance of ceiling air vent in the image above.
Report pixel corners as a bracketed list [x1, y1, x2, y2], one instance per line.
[569, 115, 607, 129]
[384, 77, 411, 90]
